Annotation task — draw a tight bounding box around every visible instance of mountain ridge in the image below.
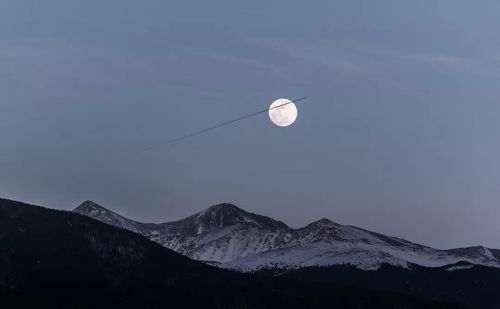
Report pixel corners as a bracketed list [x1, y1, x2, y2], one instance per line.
[73, 200, 500, 271]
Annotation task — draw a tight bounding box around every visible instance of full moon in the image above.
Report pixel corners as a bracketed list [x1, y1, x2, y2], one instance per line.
[268, 98, 298, 127]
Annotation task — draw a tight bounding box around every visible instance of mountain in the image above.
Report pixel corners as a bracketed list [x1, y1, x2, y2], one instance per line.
[74, 201, 500, 271]
[1, 198, 456, 308]
[74, 201, 292, 263]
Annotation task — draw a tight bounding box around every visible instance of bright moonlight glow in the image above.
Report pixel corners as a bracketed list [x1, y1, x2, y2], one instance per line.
[269, 98, 298, 127]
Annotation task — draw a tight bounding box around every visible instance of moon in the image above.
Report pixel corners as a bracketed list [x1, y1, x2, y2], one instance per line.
[268, 98, 298, 127]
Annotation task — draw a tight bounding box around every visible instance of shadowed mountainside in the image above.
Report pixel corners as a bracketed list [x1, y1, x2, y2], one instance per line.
[273, 263, 500, 308]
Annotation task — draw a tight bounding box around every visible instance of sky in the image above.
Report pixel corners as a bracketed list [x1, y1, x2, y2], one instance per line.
[1, 0, 500, 249]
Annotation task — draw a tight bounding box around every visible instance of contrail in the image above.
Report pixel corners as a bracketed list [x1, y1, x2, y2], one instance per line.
[133, 97, 307, 155]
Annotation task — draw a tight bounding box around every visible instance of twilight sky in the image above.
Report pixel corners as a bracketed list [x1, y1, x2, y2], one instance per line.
[2, 1, 500, 249]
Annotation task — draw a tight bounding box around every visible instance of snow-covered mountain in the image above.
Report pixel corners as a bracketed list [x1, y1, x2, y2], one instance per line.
[73, 201, 500, 271]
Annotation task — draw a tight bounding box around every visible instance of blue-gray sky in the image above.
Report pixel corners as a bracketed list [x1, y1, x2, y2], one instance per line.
[2, 0, 500, 249]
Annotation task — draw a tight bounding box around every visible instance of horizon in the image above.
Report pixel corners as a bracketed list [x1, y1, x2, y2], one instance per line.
[6, 196, 494, 251]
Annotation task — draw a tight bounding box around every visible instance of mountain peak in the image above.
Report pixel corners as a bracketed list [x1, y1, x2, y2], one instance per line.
[316, 218, 334, 224]
[306, 218, 339, 228]
[180, 203, 288, 235]
[446, 245, 500, 261]
[73, 200, 108, 214]
[205, 203, 242, 213]
[73, 200, 144, 233]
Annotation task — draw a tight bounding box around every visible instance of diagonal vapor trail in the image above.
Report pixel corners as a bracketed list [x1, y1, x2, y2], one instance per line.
[133, 97, 307, 155]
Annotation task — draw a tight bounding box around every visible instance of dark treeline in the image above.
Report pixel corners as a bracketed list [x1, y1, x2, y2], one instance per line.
[274, 263, 500, 308]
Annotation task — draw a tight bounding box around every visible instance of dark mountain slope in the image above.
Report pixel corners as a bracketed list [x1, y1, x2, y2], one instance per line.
[278, 263, 500, 308]
[0, 198, 458, 308]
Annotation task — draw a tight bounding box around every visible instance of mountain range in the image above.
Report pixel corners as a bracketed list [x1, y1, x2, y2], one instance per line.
[4, 197, 500, 307]
[74, 200, 500, 272]
[1, 197, 455, 308]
